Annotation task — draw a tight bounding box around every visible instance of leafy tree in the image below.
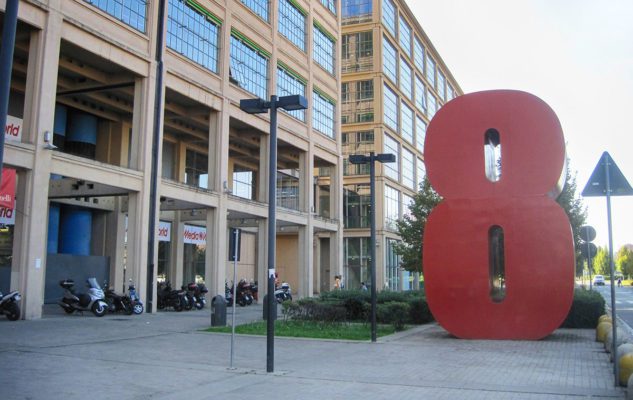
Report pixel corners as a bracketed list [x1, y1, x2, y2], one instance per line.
[393, 177, 441, 274]
[593, 246, 611, 276]
[555, 160, 588, 276]
[617, 246, 633, 278]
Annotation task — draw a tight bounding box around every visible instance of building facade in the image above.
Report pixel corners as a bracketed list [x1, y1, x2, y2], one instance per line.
[340, 0, 462, 291]
[1, 0, 343, 319]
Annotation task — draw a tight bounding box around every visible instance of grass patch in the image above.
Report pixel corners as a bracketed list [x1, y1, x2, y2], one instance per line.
[204, 320, 398, 340]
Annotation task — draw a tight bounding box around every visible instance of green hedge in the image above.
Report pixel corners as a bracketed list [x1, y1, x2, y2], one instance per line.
[561, 288, 605, 329]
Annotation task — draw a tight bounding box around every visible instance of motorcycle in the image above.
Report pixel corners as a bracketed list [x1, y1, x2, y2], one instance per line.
[127, 280, 144, 314]
[58, 278, 108, 317]
[186, 282, 208, 310]
[157, 281, 187, 311]
[181, 284, 195, 311]
[0, 290, 21, 321]
[235, 279, 253, 307]
[274, 282, 292, 303]
[104, 283, 133, 315]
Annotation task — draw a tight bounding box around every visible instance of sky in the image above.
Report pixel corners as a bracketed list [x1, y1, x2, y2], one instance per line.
[411, 0, 633, 251]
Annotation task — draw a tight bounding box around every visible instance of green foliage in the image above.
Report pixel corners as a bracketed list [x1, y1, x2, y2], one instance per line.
[282, 298, 347, 323]
[555, 160, 588, 276]
[393, 177, 442, 274]
[560, 288, 605, 328]
[593, 247, 611, 276]
[617, 246, 633, 278]
[377, 302, 411, 331]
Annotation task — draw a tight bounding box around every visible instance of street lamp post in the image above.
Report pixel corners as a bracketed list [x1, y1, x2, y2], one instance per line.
[240, 94, 307, 372]
[349, 152, 395, 342]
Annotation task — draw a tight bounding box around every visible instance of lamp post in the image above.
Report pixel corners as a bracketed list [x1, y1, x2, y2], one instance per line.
[240, 94, 307, 373]
[349, 152, 395, 342]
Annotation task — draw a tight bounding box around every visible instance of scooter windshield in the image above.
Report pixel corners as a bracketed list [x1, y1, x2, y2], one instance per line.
[87, 277, 102, 290]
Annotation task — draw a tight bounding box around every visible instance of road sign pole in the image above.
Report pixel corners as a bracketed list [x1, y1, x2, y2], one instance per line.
[604, 154, 618, 386]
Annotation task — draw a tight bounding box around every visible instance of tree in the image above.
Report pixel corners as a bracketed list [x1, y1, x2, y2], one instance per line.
[393, 177, 441, 274]
[555, 160, 588, 276]
[593, 246, 611, 276]
[617, 245, 633, 278]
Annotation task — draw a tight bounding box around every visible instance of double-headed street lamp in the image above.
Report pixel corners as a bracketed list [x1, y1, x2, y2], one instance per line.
[348, 152, 395, 342]
[240, 94, 307, 373]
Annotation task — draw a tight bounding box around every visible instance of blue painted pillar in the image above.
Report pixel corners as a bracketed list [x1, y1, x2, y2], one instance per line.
[59, 206, 92, 255]
[66, 110, 97, 159]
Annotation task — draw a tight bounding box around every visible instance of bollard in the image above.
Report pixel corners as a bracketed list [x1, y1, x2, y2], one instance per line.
[263, 294, 277, 321]
[597, 321, 612, 342]
[211, 295, 227, 326]
[606, 328, 626, 355]
[617, 343, 633, 364]
[620, 353, 633, 386]
[599, 315, 613, 324]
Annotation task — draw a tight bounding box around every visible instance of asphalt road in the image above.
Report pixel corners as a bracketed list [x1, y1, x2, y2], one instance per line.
[594, 283, 633, 332]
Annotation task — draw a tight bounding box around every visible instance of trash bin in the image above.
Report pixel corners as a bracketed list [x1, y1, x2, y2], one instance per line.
[262, 294, 277, 321]
[211, 295, 226, 326]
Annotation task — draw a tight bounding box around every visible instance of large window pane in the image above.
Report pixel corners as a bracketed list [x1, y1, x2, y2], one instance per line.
[321, 0, 336, 14]
[384, 185, 399, 230]
[417, 157, 426, 186]
[342, 132, 374, 175]
[399, 58, 412, 100]
[414, 36, 425, 74]
[386, 238, 401, 290]
[414, 75, 426, 114]
[313, 90, 336, 138]
[185, 149, 208, 189]
[279, 0, 306, 51]
[401, 102, 413, 145]
[344, 185, 371, 228]
[382, 36, 398, 84]
[85, 0, 147, 32]
[382, 0, 396, 37]
[342, 80, 374, 124]
[428, 94, 437, 120]
[383, 84, 398, 132]
[426, 55, 436, 87]
[313, 25, 335, 74]
[402, 147, 415, 190]
[438, 70, 446, 100]
[167, 0, 219, 73]
[342, 0, 372, 25]
[241, 0, 269, 21]
[399, 15, 411, 57]
[383, 133, 399, 181]
[416, 115, 426, 153]
[277, 67, 306, 121]
[230, 35, 269, 99]
[342, 31, 373, 73]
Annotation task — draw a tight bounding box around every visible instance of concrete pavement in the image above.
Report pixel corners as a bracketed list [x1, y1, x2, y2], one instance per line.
[0, 304, 625, 399]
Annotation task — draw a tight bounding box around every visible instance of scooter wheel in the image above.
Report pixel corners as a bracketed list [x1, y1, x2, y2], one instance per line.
[133, 303, 144, 315]
[122, 298, 134, 315]
[195, 301, 204, 310]
[91, 301, 107, 317]
[5, 302, 20, 321]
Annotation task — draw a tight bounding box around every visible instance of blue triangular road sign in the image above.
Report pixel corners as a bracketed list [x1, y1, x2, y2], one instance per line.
[582, 152, 633, 197]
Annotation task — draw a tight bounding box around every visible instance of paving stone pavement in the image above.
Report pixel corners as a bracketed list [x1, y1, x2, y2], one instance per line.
[0, 305, 625, 399]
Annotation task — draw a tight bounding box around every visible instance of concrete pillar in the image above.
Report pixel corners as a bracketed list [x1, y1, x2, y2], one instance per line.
[297, 225, 313, 298]
[170, 215, 184, 287]
[16, 11, 63, 319]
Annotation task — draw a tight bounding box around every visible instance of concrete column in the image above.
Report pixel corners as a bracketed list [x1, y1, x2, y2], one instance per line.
[297, 225, 313, 298]
[170, 215, 184, 287]
[329, 157, 344, 289]
[206, 207, 227, 298]
[15, 11, 63, 319]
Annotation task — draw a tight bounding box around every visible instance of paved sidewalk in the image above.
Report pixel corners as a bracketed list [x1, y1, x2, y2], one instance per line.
[0, 305, 625, 399]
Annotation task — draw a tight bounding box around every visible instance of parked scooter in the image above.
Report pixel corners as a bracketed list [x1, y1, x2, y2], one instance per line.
[235, 279, 254, 307]
[157, 281, 187, 311]
[181, 284, 195, 311]
[186, 282, 208, 310]
[104, 283, 133, 315]
[127, 280, 144, 314]
[58, 278, 108, 317]
[0, 290, 21, 321]
[274, 282, 292, 303]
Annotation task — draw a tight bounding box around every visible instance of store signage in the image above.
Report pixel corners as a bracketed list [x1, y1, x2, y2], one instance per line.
[0, 202, 16, 225]
[183, 224, 206, 245]
[5, 115, 22, 142]
[157, 221, 171, 242]
[0, 169, 16, 209]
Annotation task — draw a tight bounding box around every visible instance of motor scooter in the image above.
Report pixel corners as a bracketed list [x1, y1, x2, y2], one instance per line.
[0, 290, 21, 320]
[274, 282, 292, 303]
[58, 278, 108, 317]
[127, 280, 144, 314]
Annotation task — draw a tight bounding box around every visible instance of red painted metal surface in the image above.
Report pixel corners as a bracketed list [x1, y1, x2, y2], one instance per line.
[423, 90, 574, 339]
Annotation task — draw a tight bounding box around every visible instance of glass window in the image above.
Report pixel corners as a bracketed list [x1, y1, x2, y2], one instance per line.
[321, 0, 336, 14]
[402, 192, 413, 217]
[382, 36, 398, 84]
[233, 168, 255, 199]
[428, 94, 437, 120]
[416, 115, 426, 153]
[279, 0, 306, 51]
[341, 80, 374, 124]
[448, 84, 456, 100]
[402, 147, 415, 190]
[342, 132, 373, 175]
[230, 34, 269, 99]
[344, 185, 371, 228]
[401, 102, 413, 145]
[399, 15, 411, 57]
[313, 24, 336, 74]
[417, 157, 426, 186]
[383, 84, 398, 132]
[241, 0, 269, 21]
[438, 71, 446, 100]
[399, 57, 412, 100]
[342, 0, 372, 25]
[342, 31, 373, 73]
[414, 75, 426, 114]
[277, 66, 306, 121]
[344, 236, 370, 290]
[167, 0, 220, 73]
[384, 185, 399, 230]
[185, 149, 208, 189]
[382, 0, 396, 37]
[277, 170, 300, 210]
[414, 36, 425, 74]
[383, 133, 399, 181]
[313, 90, 336, 138]
[84, 0, 147, 32]
[426, 55, 436, 87]
[386, 238, 401, 290]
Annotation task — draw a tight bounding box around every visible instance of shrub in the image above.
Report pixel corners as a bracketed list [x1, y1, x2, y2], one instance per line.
[283, 298, 347, 323]
[560, 288, 605, 329]
[343, 297, 370, 321]
[407, 296, 434, 324]
[377, 301, 411, 331]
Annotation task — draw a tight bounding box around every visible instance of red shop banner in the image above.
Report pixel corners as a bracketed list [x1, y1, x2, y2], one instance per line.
[0, 168, 16, 209]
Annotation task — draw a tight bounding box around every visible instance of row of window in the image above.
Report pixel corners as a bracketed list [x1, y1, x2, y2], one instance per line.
[383, 131, 425, 191]
[383, 83, 427, 152]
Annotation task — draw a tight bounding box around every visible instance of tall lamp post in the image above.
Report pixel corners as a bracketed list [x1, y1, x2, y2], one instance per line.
[240, 94, 307, 373]
[349, 152, 395, 342]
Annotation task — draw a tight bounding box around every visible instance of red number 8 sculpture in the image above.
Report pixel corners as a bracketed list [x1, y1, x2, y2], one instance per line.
[424, 90, 574, 339]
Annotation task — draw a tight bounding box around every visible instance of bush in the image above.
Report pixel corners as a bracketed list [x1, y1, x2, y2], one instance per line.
[407, 296, 434, 324]
[560, 288, 605, 329]
[283, 298, 347, 323]
[377, 301, 411, 331]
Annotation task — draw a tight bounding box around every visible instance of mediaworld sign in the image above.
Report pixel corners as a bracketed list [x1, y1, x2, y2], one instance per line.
[5, 115, 22, 142]
[157, 221, 171, 242]
[183, 224, 206, 245]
